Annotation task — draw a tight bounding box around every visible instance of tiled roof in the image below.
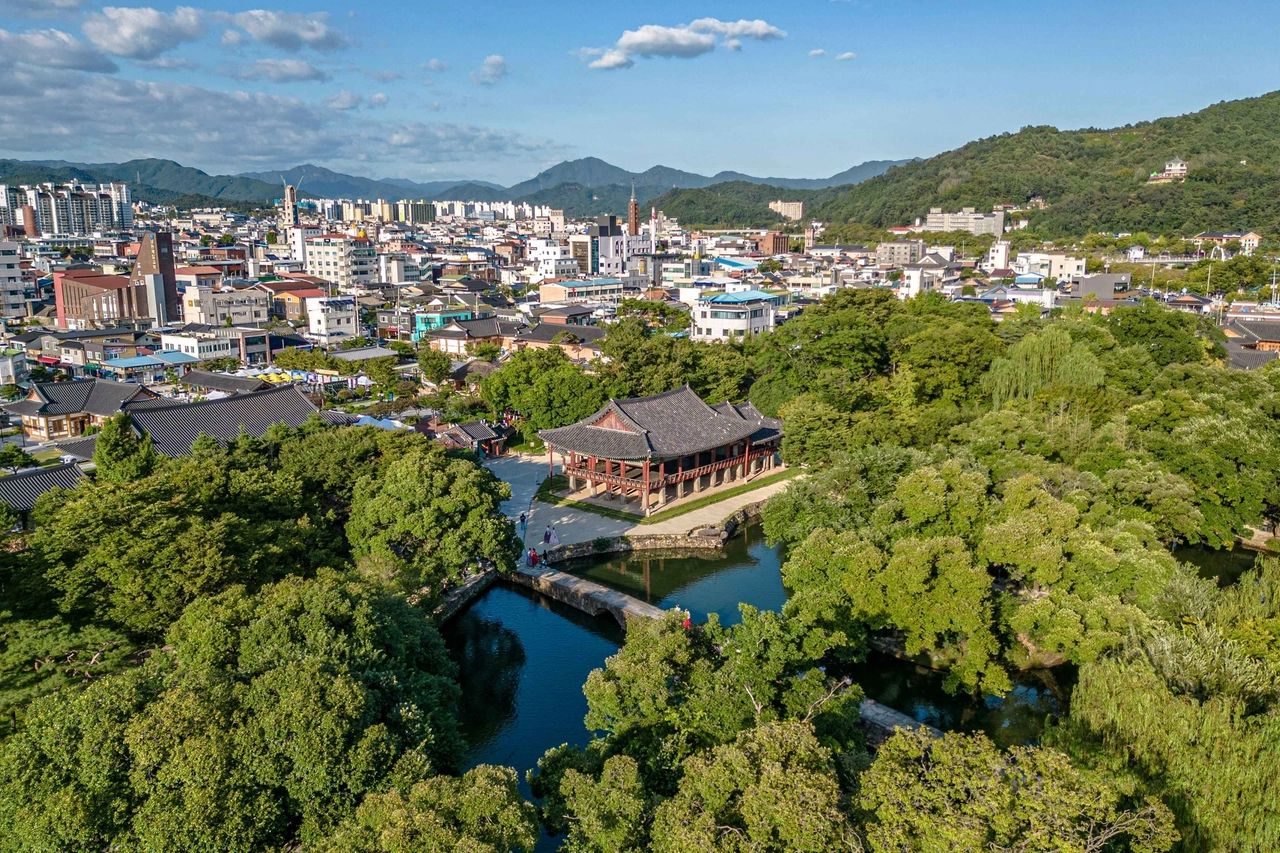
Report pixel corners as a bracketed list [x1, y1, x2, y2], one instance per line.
[428, 317, 523, 339]
[48, 433, 98, 462]
[516, 324, 607, 345]
[539, 385, 768, 461]
[448, 421, 500, 442]
[179, 370, 273, 394]
[0, 462, 84, 512]
[129, 385, 323, 457]
[3, 379, 150, 417]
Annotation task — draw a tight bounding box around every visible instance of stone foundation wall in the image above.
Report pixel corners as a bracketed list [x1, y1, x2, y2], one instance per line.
[542, 500, 771, 565]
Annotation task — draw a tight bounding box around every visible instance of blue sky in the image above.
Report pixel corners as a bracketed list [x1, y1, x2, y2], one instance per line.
[2, 0, 1279, 185]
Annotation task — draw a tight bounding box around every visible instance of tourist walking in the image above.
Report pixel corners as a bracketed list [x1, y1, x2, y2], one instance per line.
[548, 526, 560, 547]
[543, 526, 551, 544]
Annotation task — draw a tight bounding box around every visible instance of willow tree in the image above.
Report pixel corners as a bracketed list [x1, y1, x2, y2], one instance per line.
[983, 327, 1104, 409]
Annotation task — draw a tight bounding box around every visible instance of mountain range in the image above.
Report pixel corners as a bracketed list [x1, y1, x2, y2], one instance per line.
[0, 154, 911, 213]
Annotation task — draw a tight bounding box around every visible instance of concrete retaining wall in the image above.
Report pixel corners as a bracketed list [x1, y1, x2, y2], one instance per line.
[433, 570, 497, 624]
[542, 499, 770, 565]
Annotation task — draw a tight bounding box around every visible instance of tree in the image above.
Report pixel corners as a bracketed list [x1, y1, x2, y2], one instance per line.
[314, 766, 538, 853]
[649, 722, 861, 853]
[417, 347, 453, 385]
[266, 231, 278, 244]
[0, 443, 31, 473]
[92, 412, 158, 483]
[345, 445, 516, 596]
[217, 233, 235, 246]
[0, 574, 467, 852]
[199, 234, 212, 247]
[860, 729, 1177, 853]
[468, 340, 502, 362]
[480, 348, 606, 429]
[384, 340, 414, 358]
[1106, 300, 1214, 366]
[0, 384, 22, 401]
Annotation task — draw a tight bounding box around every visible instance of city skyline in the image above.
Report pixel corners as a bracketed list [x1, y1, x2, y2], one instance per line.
[1, 0, 1279, 184]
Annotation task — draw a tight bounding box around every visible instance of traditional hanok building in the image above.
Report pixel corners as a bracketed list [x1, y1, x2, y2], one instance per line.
[539, 386, 782, 516]
[3, 378, 155, 441]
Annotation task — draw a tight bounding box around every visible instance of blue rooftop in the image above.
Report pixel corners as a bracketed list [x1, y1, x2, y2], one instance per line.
[702, 290, 783, 304]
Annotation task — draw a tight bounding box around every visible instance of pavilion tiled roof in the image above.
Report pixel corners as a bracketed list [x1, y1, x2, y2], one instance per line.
[539, 385, 775, 461]
[3, 379, 151, 418]
[0, 462, 84, 512]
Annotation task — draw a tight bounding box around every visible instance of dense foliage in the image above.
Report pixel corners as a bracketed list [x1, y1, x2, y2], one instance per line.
[0, 420, 528, 852]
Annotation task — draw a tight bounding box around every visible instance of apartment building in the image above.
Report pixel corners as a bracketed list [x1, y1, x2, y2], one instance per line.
[923, 207, 1006, 236]
[0, 182, 132, 236]
[304, 233, 376, 291]
[876, 239, 927, 266]
[305, 295, 359, 344]
[538, 278, 627, 303]
[768, 200, 805, 221]
[160, 331, 238, 361]
[181, 284, 272, 326]
[757, 232, 791, 255]
[0, 241, 24, 320]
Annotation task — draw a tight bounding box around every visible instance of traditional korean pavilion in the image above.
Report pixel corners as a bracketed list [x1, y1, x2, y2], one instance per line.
[539, 385, 782, 516]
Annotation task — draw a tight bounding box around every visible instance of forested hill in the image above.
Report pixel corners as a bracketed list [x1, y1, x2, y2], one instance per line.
[810, 91, 1280, 237]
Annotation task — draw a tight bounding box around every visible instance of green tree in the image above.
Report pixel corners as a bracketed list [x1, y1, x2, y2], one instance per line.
[0, 443, 31, 473]
[345, 445, 516, 595]
[417, 347, 453, 385]
[649, 722, 861, 853]
[860, 729, 1177, 853]
[313, 766, 538, 853]
[468, 341, 502, 362]
[92, 412, 159, 483]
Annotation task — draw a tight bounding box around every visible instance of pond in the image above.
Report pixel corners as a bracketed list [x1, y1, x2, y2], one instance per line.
[443, 524, 1071, 798]
[1174, 542, 1266, 587]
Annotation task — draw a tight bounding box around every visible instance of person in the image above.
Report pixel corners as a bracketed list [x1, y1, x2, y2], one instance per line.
[528, 548, 538, 568]
[543, 526, 551, 545]
[682, 610, 692, 630]
[519, 512, 526, 530]
[548, 526, 560, 547]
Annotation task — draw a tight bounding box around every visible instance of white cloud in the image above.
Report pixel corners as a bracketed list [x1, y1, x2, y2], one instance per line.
[836, 51, 856, 61]
[421, 58, 448, 71]
[0, 66, 561, 175]
[0, 28, 119, 72]
[581, 17, 784, 71]
[0, 0, 85, 18]
[137, 56, 198, 70]
[229, 58, 330, 82]
[324, 89, 362, 110]
[368, 92, 388, 107]
[687, 18, 785, 40]
[471, 54, 508, 85]
[616, 24, 716, 59]
[219, 10, 349, 53]
[809, 48, 826, 57]
[82, 6, 205, 61]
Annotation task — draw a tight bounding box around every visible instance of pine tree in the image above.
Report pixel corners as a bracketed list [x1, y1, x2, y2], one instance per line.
[92, 413, 158, 483]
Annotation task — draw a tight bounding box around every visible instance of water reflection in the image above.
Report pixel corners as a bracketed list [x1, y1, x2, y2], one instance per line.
[441, 584, 622, 784]
[559, 524, 787, 626]
[1174, 543, 1265, 587]
[841, 652, 1075, 750]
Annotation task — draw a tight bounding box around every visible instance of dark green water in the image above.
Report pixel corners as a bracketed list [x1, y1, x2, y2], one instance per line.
[1175, 542, 1266, 587]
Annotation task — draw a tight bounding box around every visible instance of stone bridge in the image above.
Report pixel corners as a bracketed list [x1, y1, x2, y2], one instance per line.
[510, 564, 665, 628]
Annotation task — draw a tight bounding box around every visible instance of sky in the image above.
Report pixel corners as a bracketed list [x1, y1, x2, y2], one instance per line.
[2, 0, 1280, 187]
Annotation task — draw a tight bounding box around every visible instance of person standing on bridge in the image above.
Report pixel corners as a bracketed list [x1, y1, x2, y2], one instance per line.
[543, 526, 551, 545]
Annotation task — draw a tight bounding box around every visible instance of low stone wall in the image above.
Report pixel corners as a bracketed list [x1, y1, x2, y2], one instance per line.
[508, 564, 665, 629]
[541, 499, 772, 565]
[859, 699, 942, 747]
[432, 569, 497, 624]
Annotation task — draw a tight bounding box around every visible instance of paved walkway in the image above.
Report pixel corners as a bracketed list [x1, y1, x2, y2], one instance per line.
[497, 453, 795, 549]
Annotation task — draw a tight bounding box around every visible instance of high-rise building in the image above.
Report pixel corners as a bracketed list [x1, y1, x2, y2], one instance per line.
[769, 200, 805, 221]
[923, 207, 1005, 236]
[0, 182, 131, 235]
[0, 241, 25, 320]
[627, 181, 640, 237]
[281, 185, 298, 228]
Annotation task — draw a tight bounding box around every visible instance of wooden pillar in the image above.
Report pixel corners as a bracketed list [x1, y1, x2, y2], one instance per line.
[588, 455, 598, 496]
[642, 458, 651, 516]
[547, 443, 554, 482]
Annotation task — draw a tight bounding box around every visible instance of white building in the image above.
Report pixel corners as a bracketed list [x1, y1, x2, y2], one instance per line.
[692, 290, 779, 341]
[289, 225, 321, 263]
[377, 253, 421, 284]
[1012, 252, 1087, 282]
[0, 347, 28, 385]
[768, 200, 805, 221]
[305, 295, 359, 345]
[0, 241, 25, 319]
[160, 331, 237, 361]
[981, 240, 1011, 273]
[923, 207, 1005, 236]
[529, 238, 580, 280]
[304, 233, 375, 291]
